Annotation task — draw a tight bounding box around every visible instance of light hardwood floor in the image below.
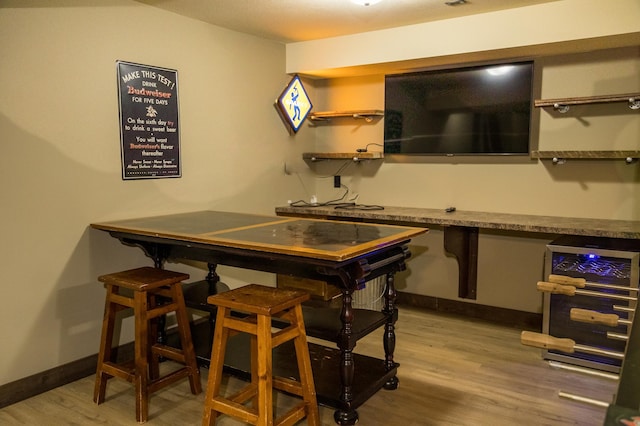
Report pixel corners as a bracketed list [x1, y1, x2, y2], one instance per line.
[0, 306, 617, 425]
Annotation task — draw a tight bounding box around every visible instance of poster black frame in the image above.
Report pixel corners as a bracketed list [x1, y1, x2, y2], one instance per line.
[116, 60, 181, 180]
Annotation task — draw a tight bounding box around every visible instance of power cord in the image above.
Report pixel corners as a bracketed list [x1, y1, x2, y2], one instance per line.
[356, 143, 383, 153]
[334, 203, 384, 211]
[289, 186, 350, 208]
[287, 152, 384, 210]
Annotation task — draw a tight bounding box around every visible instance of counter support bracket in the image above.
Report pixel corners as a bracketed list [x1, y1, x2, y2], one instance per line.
[443, 226, 478, 300]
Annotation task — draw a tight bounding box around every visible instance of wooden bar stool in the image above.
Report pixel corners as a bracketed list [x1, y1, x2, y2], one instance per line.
[202, 284, 320, 426]
[94, 267, 202, 423]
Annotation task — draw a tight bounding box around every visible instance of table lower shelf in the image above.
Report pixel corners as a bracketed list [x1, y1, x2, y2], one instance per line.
[182, 279, 394, 343]
[172, 321, 398, 410]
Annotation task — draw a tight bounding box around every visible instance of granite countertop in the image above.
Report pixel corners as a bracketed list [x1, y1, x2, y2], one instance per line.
[275, 205, 640, 239]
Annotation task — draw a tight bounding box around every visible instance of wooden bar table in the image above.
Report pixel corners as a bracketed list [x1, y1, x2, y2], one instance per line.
[91, 210, 427, 425]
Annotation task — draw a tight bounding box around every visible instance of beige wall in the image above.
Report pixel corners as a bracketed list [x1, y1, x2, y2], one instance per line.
[1, 0, 639, 387]
[0, 1, 314, 385]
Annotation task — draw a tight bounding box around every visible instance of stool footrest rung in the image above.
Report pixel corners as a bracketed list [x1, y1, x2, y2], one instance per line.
[101, 361, 135, 382]
[273, 376, 304, 397]
[228, 383, 258, 405]
[209, 396, 259, 424]
[222, 316, 258, 334]
[148, 367, 192, 394]
[271, 325, 300, 348]
[273, 309, 295, 323]
[148, 302, 179, 319]
[152, 343, 186, 363]
[153, 287, 174, 298]
[108, 293, 135, 308]
[274, 403, 307, 426]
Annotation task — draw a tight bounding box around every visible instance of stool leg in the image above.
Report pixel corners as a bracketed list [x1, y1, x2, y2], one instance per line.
[148, 292, 160, 381]
[256, 314, 273, 426]
[134, 290, 150, 423]
[94, 284, 118, 404]
[202, 307, 230, 426]
[250, 333, 259, 411]
[171, 283, 202, 394]
[292, 304, 320, 425]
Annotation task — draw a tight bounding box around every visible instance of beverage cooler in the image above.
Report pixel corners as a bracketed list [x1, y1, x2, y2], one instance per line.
[543, 236, 640, 373]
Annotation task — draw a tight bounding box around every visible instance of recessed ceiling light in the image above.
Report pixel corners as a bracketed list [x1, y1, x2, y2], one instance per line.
[351, 0, 383, 6]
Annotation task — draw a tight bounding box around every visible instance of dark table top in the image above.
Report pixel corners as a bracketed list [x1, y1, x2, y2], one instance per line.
[91, 210, 428, 262]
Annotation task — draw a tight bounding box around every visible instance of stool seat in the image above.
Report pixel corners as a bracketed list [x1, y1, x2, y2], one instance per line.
[208, 284, 310, 316]
[94, 267, 201, 423]
[202, 284, 320, 426]
[98, 267, 189, 291]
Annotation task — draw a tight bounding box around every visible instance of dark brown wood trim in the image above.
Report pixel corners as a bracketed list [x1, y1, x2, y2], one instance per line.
[397, 291, 542, 331]
[0, 343, 134, 409]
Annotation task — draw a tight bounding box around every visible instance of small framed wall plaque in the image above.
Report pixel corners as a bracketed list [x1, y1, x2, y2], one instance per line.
[276, 75, 312, 133]
[116, 61, 181, 180]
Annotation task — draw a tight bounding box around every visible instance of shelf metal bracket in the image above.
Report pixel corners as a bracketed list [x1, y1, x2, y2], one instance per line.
[352, 114, 374, 122]
[553, 103, 570, 113]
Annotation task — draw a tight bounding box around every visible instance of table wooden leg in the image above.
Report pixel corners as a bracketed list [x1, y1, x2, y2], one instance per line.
[383, 272, 399, 390]
[334, 288, 359, 425]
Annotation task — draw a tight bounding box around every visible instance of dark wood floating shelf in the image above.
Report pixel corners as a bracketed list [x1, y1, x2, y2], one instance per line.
[303, 152, 384, 161]
[531, 150, 640, 163]
[535, 93, 640, 111]
[309, 110, 384, 122]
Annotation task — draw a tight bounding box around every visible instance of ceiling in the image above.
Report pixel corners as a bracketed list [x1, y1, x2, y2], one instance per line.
[135, 0, 558, 43]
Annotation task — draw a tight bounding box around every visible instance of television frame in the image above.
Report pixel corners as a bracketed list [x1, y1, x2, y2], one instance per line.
[383, 61, 534, 157]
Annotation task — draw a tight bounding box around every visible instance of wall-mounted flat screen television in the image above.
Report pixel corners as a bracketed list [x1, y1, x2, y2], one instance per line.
[384, 61, 533, 156]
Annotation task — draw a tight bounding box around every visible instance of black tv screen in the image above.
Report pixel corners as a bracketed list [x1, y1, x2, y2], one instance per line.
[384, 62, 533, 156]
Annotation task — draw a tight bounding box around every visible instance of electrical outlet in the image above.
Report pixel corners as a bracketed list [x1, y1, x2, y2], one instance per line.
[334, 175, 341, 188]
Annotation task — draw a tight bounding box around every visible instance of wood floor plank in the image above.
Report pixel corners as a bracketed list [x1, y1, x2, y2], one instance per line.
[0, 306, 616, 425]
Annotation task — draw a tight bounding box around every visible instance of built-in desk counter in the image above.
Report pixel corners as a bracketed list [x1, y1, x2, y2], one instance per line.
[275, 205, 640, 299]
